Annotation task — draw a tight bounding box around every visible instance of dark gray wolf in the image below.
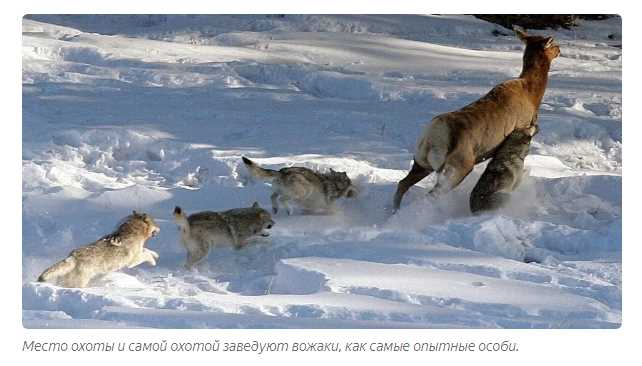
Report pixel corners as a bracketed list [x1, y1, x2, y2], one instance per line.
[470, 123, 538, 213]
[173, 202, 275, 269]
[242, 156, 358, 215]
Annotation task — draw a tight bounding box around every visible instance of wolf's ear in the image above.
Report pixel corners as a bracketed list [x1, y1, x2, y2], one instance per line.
[174, 206, 182, 215]
[514, 26, 528, 43]
[252, 201, 260, 208]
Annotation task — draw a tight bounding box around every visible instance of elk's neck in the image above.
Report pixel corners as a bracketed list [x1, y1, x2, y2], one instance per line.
[519, 60, 551, 108]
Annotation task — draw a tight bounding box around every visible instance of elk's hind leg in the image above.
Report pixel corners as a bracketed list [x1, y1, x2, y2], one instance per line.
[429, 149, 474, 197]
[393, 160, 433, 211]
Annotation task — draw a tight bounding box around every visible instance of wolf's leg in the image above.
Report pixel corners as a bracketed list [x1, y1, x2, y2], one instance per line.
[230, 229, 247, 250]
[279, 195, 292, 215]
[512, 169, 525, 190]
[393, 160, 432, 211]
[510, 173, 523, 192]
[471, 192, 511, 214]
[271, 191, 280, 214]
[185, 245, 209, 270]
[223, 223, 246, 250]
[60, 269, 92, 288]
[470, 158, 517, 214]
[429, 150, 474, 197]
[148, 248, 159, 260]
[128, 249, 158, 268]
[233, 238, 247, 250]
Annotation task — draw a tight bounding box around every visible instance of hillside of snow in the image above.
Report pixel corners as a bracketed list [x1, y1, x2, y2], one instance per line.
[22, 15, 621, 328]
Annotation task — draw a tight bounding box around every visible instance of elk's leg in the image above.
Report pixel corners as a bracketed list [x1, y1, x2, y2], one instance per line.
[393, 160, 433, 211]
[429, 150, 474, 197]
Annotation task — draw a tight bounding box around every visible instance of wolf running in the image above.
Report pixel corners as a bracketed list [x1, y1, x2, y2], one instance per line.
[37, 211, 160, 287]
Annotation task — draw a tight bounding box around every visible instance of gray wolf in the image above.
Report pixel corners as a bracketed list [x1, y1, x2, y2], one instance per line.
[37, 211, 160, 288]
[393, 28, 559, 211]
[242, 156, 358, 215]
[470, 123, 538, 213]
[173, 202, 275, 269]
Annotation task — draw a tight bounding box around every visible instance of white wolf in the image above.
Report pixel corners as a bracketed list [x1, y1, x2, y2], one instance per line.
[37, 211, 160, 288]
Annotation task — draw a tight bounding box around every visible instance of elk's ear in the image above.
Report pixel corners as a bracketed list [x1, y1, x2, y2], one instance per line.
[252, 201, 260, 208]
[544, 37, 555, 48]
[513, 26, 528, 43]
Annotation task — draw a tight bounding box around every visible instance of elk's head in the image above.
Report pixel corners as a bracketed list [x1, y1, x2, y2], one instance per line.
[515, 27, 560, 70]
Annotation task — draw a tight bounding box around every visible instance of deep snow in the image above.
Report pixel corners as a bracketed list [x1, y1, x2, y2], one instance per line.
[22, 15, 621, 328]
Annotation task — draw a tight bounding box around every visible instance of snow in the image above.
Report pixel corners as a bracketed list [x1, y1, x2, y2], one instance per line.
[22, 15, 621, 328]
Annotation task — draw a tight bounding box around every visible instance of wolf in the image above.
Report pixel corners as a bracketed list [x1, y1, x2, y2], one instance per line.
[173, 202, 275, 269]
[469, 123, 539, 214]
[242, 157, 358, 215]
[37, 211, 160, 288]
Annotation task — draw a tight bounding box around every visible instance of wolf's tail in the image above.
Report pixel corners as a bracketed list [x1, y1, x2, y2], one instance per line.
[173, 206, 190, 234]
[242, 157, 279, 181]
[37, 257, 76, 283]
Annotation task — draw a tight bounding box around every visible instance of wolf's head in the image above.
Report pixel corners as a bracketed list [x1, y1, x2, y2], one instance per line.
[249, 201, 275, 237]
[326, 169, 359, 199]
[173, 206, 190, 233]
[503, 125, 538, 160]
[121, 210, 160, 240]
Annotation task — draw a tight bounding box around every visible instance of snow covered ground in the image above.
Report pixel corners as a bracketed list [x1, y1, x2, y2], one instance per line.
[21, 15, 622, 328]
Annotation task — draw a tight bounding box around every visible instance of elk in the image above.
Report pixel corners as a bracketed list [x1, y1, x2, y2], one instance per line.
[392, 28, 560, 212]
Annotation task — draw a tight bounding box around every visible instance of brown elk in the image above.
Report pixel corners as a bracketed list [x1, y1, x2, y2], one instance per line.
[392, 28, 560, 212]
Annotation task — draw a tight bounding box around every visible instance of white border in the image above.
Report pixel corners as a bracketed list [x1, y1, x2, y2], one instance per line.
[5, 1, 636, 364]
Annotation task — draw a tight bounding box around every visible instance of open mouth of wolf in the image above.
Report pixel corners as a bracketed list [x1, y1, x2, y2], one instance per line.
[260, 223, 274, 237]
